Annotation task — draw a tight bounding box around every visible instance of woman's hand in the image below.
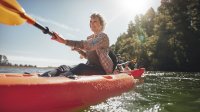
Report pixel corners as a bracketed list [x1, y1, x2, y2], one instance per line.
[71, 47, 81, 51]
[51, 32, 66, 44]
[71, 47, 86, 59]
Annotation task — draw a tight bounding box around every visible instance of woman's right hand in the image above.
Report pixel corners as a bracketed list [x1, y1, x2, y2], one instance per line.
[51, 32, 66, 44]
[71, 47, 80, 51]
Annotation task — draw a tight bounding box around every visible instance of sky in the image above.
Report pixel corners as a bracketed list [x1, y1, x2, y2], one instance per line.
[0, 0, 161, 67]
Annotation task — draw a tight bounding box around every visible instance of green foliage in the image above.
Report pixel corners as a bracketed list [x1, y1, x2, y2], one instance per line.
[112, 0, 200, 71]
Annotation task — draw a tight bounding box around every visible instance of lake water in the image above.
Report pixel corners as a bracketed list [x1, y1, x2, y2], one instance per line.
[0, 67, 200, 112]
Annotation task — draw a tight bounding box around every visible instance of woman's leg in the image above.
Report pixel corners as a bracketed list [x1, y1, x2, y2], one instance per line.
[40, 65, 71, 77]
[69, 63, 106, 75]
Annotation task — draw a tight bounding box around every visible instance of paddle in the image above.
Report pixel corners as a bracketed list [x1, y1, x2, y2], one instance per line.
[0, 0, 54, 36]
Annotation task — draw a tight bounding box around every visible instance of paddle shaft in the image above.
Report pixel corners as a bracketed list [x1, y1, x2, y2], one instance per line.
[20, 12, 54, 36]
[20, 13, 54, 36]
[33, 22, 54, 36]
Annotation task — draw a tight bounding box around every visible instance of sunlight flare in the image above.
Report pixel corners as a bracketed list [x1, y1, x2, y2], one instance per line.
[119, 0, 149, 14]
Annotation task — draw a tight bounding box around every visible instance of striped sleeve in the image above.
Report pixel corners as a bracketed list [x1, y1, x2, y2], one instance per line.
[83, 33, 109, 50]
[65, 33, 109, 51]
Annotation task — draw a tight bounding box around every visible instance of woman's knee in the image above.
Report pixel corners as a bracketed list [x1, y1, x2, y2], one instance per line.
[57, 65, 71, 72]
[40, 65, 71, 77]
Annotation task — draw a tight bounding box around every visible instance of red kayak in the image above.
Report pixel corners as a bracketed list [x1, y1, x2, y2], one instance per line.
[0, 68, 144, 112]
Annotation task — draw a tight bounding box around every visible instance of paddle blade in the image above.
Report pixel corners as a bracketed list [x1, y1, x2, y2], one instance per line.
[0, 0, 26, 25]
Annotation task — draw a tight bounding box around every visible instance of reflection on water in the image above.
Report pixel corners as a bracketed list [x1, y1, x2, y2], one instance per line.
[0, 67, 200, 112]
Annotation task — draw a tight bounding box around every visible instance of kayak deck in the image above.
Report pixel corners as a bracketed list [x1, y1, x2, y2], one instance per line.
[0, 68, 144, 112]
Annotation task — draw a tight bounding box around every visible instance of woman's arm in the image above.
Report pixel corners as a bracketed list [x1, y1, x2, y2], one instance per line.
[51, 32, 109, 51]
[65, 33, 109, 51]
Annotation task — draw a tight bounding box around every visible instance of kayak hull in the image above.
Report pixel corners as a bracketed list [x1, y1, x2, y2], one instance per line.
[0, 68, 144, 112]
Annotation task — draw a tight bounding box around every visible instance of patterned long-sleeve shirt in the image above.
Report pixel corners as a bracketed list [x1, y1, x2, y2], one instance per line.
[65, 32, 113, 74]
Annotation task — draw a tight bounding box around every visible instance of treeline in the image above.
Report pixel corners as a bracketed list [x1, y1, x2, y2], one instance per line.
[111, 0, 200, 71]
[0, 55, 37, 67]
[0, 63, 37, 68]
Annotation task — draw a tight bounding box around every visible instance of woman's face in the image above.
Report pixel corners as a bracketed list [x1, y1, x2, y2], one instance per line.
[90, 17, 102, 33]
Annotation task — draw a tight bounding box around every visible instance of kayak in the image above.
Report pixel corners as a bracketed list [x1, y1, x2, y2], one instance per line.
[0, 68, 144, 112]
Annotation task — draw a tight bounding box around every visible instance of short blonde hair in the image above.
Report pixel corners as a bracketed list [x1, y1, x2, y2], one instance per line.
[90, 13, 106, 31]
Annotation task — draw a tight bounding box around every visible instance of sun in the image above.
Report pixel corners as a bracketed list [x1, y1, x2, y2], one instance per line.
[119, 0, 148, 14]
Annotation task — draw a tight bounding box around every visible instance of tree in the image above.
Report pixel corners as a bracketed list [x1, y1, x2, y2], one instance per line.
[112, 0, 200, 71]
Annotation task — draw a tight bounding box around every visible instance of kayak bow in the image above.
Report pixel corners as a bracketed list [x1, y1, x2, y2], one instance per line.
[0, 68, 144, 112]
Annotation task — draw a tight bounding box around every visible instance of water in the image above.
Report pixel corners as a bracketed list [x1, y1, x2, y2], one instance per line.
[0, 66, 54, 74]
[1, 67, 200, 112]
[86, 71, 200, 112]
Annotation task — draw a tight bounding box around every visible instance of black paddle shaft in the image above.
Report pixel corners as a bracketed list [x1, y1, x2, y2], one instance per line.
[33, 22, 54, 36]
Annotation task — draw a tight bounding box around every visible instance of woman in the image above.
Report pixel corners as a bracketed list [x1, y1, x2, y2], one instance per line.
[41, 13, 113, 77]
